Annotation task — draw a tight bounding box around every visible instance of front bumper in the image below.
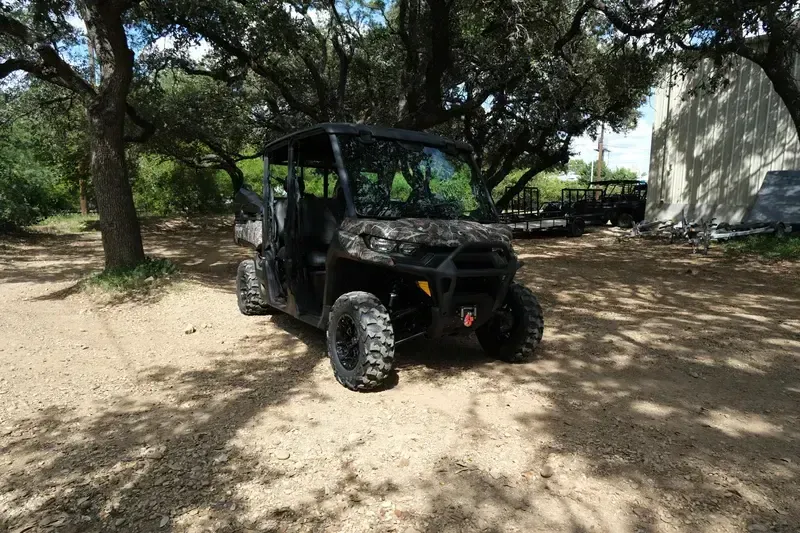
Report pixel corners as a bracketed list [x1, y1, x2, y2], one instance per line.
[391, 241, 519, 337]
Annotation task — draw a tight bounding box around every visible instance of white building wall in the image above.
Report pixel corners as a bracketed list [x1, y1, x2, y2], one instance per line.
[647, 54, 800, 222]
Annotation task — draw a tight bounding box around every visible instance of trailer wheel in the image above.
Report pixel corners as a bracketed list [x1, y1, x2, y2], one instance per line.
[327, 292, 395, 391]
[477, 283, 544, 363]
[617, 213, 634, 228]
[568, 218, 585, 237]
[236, 258, 272, 315]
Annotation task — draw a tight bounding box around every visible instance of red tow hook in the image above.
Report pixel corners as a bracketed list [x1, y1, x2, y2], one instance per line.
[463, 313, 475, 327]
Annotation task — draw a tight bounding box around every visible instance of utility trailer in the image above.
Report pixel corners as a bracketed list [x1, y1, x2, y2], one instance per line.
[499, 187, 585, 237]
[565, 180, 648, 228]
[562, 188, 606, 225]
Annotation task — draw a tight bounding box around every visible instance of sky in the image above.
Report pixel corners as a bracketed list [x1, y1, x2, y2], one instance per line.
[570, 95, 656, 179]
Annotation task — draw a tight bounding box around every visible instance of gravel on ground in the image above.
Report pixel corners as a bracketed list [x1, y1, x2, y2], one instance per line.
[1, 219, 799, 533]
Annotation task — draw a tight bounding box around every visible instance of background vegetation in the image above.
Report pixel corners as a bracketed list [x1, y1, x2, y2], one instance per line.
[4, 0, 791, 268]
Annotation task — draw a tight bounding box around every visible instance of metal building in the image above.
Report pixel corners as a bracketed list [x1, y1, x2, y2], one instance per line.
[647, 55, 800, 222]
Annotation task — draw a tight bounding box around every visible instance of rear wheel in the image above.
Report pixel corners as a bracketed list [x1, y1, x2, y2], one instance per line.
[327, 292, 395, 391]
[236, 258, 271, 315]
[476, 283, 544, 362]
[617, 212, 634, 228]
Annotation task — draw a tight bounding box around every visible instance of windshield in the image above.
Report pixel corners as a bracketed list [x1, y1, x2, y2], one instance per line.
[337, 135, 497, 222]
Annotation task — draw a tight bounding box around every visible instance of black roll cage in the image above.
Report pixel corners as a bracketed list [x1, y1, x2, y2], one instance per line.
[260, 123, 499, 223]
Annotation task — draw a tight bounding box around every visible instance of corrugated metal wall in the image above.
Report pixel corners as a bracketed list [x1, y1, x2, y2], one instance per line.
[647, 54, 800, 222]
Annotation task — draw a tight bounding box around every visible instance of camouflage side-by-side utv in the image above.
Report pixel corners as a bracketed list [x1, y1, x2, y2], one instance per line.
[233, 123, 544, 391]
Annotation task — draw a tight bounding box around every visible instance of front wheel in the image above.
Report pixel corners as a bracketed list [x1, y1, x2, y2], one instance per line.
[477, 283, 544, 362]
[327, 292, 395, 391]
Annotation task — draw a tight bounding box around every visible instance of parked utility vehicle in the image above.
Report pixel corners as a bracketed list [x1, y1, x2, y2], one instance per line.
[233, 124, 544, 390]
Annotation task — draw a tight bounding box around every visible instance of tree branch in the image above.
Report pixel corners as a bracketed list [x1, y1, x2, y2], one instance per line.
[124, 103, 156, 143]
[0, 13, 96, 99]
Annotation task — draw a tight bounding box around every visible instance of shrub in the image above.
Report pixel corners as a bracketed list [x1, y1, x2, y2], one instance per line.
[0, 156, 71, 231]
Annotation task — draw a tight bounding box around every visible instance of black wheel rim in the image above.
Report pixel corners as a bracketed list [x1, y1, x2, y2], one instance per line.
[492, 303, 518, 342]
[335, 315, 360, 370]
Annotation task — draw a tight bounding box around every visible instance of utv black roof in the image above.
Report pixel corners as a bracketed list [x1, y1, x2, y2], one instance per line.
[263, 123, 474, 154]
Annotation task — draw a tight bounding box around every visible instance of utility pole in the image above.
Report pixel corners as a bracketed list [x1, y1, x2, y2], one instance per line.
[595, 123, 610, 182]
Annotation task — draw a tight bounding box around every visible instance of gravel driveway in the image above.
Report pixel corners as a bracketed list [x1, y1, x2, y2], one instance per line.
[1, 219, 799, 533]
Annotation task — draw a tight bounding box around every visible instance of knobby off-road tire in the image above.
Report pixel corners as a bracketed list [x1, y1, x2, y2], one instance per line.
[236, 258, 271, 315]
[568, 218, 585, 237]
[476, 283, 544, 363]
[617, 212, 635, 229]
[327, 291, 395, 391]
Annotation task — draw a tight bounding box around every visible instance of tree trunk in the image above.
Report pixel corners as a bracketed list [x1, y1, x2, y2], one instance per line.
[87, 94, 144, 270]
[760, 59, 800, 143]
[81, 2, 145, 271]
[79, 178, 89, 215]
[494, 165, 543, 211]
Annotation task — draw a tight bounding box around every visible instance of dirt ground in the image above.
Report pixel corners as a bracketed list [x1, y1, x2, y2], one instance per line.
[1, 219, 799, 533]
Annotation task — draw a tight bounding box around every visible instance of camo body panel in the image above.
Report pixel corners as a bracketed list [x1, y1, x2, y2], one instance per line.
[234, 219, 263, 249]
[339, 218, 512, 248]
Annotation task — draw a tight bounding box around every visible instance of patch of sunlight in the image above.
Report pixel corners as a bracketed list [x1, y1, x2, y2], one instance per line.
[651, 341, 694, 354]
[598, 311, 637, 322]
[732, 312, 772, 323]
[616, 297, 650, 308]
[779, 319, 800, 334]
[670, 290, 716, 300]
[724, 357, 767, 374]
[762, 337, 800, 349]
[547, 330, 586, 342]
[578, 379, 631, 398]
[699, 410, 783, 438]
[631, 400, 679, 418]
[693, 313, 731, 321]
[534, 359, 572, 375]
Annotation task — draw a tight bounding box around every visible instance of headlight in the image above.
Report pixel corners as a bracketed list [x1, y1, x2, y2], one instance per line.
[364, 236, 420, 256]
[366, 236, 396, 253]
[397, 242, 420, 256]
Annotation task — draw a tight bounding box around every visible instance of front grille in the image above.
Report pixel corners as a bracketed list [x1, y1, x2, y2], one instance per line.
[455, 276, 495, 293]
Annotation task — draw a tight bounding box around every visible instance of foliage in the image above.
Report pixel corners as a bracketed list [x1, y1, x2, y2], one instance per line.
[724, 235, 800, 261]
[493, 170, 575, 204]
[3, 0, 661, 237]
[493, 160, 642, 205]
[85, 257, 178, 293]
[143, 0, 659, 207]
[132, 155, 232, 216]
[0, 96, 76, 230]
[0, 157, 65, 230]
[131, 71, 264, 189]
[568, 159, 641, 183]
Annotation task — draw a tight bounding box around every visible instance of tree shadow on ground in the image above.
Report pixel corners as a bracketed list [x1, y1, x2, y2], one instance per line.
[0, 325, 330, 533]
